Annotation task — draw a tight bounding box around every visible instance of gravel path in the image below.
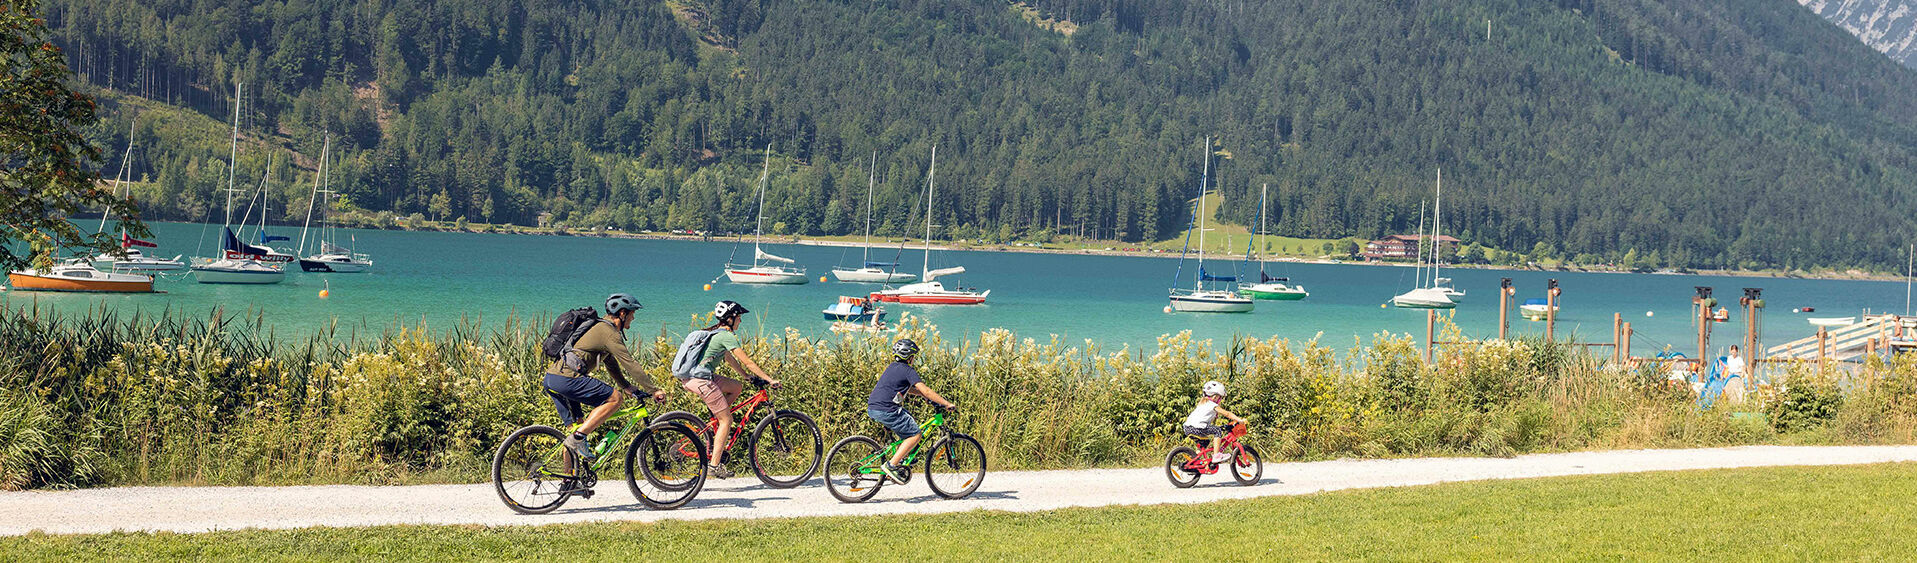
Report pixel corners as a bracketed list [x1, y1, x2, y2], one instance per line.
[4, 445, 1913, 536]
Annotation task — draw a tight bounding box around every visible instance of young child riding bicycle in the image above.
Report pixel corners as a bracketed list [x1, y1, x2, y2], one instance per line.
[1183, 380, 1245, 463]
[868, 338, 956, 483]
[672, 300, 781, 479]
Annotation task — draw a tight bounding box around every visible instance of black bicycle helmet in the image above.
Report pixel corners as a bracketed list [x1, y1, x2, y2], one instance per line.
[714, 300, 750, 321]
[606, 293, 643, 315]
[892, 338, 920, 360]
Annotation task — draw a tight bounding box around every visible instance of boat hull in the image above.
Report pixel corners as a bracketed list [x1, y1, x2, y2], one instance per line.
[1519, 306, 1556, 320]
[299, 258, 370, 273]
[870, 290, 989, 305]
[726, 268, 809, 284]
[1239, 284, 1308, 300]
[830, 268, 918, 283]
[192, 266, 286, 284]
[823, 310, 886, 322]
[1169, 294, 1255, 313]
[7, 271, 154, 293]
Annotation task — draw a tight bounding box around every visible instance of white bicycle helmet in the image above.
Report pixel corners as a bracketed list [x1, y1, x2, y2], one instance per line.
[1202, 380, 1227, 397]
[714, 300, 750, 321]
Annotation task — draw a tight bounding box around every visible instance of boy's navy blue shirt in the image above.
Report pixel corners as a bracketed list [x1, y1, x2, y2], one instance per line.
[868, 361, 922, 411]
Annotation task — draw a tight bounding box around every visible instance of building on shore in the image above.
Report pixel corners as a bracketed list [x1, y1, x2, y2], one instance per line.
[1364, 234, 1459, 261]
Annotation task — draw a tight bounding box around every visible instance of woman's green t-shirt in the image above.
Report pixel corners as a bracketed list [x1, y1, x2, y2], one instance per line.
[698, 329, 741, 372]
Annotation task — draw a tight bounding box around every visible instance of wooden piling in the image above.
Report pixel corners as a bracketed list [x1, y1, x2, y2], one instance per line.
[1425, 309, 1436, 363]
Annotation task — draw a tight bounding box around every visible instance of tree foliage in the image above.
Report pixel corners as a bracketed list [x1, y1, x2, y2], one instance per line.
[37, 0, 1917, 271]
[0, 0, 144, 271]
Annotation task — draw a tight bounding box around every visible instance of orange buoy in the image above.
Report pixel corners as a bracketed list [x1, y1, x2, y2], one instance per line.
[703, 283, 712, 291]
[318, 289, 329, 299]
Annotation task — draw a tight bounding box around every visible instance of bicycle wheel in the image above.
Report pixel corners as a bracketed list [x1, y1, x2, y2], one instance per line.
[625, 422, 707, 510]
[925, 433, 987, 500]
[749, 409, 823, 488]
[824, 436, 885, 503]
[492, 425, 575, 514]
[1164, 446, 1202, 488]
[1231, 444, 1264, 486]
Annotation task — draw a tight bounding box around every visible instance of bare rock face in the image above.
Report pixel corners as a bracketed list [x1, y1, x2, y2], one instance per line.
[1801, 0, 1917, 68]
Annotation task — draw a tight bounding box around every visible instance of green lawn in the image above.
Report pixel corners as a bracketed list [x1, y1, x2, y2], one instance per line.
[8, 463, 1915, 560]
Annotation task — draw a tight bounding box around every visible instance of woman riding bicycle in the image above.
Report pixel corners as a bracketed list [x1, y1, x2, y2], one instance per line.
[677, 300, 781, 479]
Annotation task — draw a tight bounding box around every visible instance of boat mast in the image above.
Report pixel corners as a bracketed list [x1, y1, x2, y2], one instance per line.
[1431, 167, 1443, 287]
[923, 145, 937, 278]
[753, 144, 771, 263]
[299, 134, 328, 256]
[100, 119, 137, 236]
[1258, 183, 1268, 279]
[1196, 137, 1210, 290]
[1413, 199, 1427, 287]
[862, 151, 876, 267]
[224, 82, 243, 228]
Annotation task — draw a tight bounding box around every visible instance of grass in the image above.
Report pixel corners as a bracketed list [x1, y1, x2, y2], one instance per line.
[6, 463, 1914, 560]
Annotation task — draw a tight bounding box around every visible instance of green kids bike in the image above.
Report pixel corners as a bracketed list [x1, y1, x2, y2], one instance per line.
[491, 396, 708, 513]
[823, 404, 986, 503]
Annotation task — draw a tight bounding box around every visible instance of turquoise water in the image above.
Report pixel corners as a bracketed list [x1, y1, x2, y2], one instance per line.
[6, 221, 1910, 355]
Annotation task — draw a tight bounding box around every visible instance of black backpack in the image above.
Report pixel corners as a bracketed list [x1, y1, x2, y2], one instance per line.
[542, 307, 602, 361]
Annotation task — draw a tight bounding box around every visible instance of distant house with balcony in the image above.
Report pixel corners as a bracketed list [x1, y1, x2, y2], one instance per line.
[1364, 234, 1459, 261]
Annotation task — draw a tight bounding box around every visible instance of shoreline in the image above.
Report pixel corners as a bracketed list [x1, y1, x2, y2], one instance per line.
[139, 219, 1910, 283]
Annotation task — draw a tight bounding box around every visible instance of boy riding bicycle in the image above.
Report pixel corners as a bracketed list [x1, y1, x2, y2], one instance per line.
[1183, 380, 1245, 463]
[868, 338, 956, 483]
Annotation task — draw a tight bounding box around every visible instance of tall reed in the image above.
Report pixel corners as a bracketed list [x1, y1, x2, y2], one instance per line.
[0, 305, 1909, 490]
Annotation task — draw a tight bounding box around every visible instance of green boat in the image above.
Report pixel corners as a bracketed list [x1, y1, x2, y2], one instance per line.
[1238, 183, 1307, 301]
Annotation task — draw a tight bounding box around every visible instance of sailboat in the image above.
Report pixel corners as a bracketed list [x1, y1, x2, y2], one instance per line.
[1392, 170, 1455, 309]
[1169, 137, 1254, 313]
[1237, 183, 1308, 300]
[724, 146, 808, 284]
[247, 164, 297, 265]
[298, 135, 372, 273]
[832, 153, 917, 283]
[870, 146, 989, 305]
[88, 121, 185, 273]
[192, 82, 285, 285]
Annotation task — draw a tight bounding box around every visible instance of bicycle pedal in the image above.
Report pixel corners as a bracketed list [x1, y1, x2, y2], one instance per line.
[574, 489, 595, 499]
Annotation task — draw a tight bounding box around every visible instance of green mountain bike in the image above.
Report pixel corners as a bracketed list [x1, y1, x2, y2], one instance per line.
[491, 396, 708, 514]
[823, 404, 986, 503]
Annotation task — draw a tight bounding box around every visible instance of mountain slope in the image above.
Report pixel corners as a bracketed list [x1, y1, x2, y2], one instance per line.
[1800, 0, 1917, 68]
[40, 0, 1917, 271]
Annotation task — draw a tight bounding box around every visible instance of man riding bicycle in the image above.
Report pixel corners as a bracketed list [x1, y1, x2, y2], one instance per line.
[545, 293, 670, 462]
[676, 300, 782, 479]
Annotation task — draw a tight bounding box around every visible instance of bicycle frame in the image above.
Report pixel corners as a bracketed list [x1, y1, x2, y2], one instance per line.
[1181, 423, 1249, 474]
[854, 410, 949, 475]
[547, 403, 653, 477]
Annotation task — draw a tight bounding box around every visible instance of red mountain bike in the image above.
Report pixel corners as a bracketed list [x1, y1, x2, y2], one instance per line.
[653, 379, 823, 488]
[1164, 423, 1263, 488]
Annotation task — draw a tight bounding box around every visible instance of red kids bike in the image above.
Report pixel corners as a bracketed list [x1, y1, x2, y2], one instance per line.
[653, 379, 823, 488]
[1164, 422, 1263, 488]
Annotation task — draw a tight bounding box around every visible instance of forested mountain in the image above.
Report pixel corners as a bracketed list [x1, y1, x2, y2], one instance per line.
[1800, 0, 1917, 69]
[41, 0, 1917, 271]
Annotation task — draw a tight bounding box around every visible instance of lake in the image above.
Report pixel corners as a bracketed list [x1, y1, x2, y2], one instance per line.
[6, 221, 1908, 357]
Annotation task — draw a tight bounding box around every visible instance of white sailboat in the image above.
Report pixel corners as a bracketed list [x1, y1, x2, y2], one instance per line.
[298, 135, 372, 273]
[1237, 183, 1308, 300]
[1169, 137, 1253, 314]
[1393, 170, 1455, 309]
[88, 121, 186, 273]
[870, 146, 989, 305]
[192, 82, 285, 285]
[725, 146, 808, 284]
[832, 152, 917, 283]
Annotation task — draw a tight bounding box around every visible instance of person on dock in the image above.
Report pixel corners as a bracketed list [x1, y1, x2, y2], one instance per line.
[546, 293, 668, 464]
[866, 338, 957, 483]
[673, 300, 782, 479]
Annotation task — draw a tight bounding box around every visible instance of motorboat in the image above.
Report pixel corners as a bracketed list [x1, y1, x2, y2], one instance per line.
[9, 259, 156, 293]
[90, 246, 186, 272]
[1166, 137, 1251, 314]
[823, 296, 887, 322]
[1520, 298, 1557, 320]
[1808, 317, 1856, 327]
[725, 146, 808, 285]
